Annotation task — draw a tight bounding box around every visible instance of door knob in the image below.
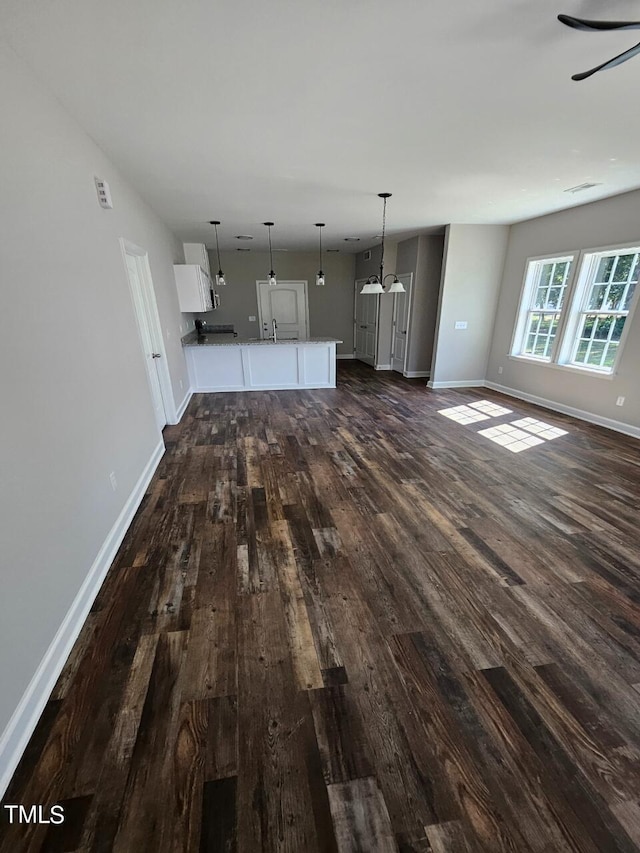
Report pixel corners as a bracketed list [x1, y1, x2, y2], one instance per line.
[152, 353, 162, 358]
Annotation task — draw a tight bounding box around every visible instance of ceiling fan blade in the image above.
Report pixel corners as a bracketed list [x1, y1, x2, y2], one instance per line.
[572, 40, 640, 80]
[558, 14, 640, 32]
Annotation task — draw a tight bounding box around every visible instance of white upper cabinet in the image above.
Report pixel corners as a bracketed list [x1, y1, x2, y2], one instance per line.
[174, 264, 214, 312]
[182, 242, 211, 277]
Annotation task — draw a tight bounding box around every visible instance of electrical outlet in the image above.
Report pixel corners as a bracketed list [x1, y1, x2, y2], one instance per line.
[179, 379, 183, 390]
[179, 323, 183, 333]
[616, 396, 625, 407]
[249, 315, 257, 322]
[498, 366, 503, 375]
[109, 471, 117, 491]
[454, 321, 468, 330]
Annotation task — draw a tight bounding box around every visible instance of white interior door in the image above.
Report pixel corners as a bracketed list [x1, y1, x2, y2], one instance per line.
[257, 280, 308, 340]
[122, 243, 169, 433]
[354, 279, 378, 365]
[391, 273, 413, 374]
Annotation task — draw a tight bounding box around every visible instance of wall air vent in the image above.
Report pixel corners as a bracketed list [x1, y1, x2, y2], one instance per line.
[327, 249, 340, 253]
[563, 182, 602, 194]
[363, 250, 372, 261]
[344, 237, 360, 242]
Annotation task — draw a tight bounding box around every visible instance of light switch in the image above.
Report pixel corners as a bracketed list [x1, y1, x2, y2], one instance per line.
[454, 321, 468, 330]
[249, 315, 257, 322]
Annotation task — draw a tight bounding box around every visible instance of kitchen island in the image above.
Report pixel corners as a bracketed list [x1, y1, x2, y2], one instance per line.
[182, 332, 343, 392]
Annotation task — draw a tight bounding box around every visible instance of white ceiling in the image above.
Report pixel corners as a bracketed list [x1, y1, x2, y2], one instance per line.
[3, 0, 640, 251]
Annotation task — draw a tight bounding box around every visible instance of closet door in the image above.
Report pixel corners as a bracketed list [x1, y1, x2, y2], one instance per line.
[354, 279, 378, 365]
[391, 274, 413, 373]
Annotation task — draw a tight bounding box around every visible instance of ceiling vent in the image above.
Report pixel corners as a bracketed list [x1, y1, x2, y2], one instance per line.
[234, 235, 254, 240]
[564, 182, 602, 194]
[344, 237, 360, 242]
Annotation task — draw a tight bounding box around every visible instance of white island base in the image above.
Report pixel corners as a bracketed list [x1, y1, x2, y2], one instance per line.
[184, 339, 341, 392]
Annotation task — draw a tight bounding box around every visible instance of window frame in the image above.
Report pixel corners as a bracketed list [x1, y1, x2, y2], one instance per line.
[510, 241, 640, 378]
[556, 243, 640, 375]
[510, 251, 578, 364]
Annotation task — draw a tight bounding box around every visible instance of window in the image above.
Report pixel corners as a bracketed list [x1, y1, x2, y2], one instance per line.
[511, 244, 640, 375]
[511, 256, 574, 361]
[568, 249, 639, 372]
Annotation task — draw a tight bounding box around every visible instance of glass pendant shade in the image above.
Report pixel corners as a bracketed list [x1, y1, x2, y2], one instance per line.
[268, 272, 277, 286]
[216, 271, 226, 286]
[316, 271, 325, 286]
[387, 277, 405, 293]
[360, 279, 384, 295]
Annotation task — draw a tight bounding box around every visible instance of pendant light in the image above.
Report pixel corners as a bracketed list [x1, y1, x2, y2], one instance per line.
[264, 221, 277, 285]
[209, 220, 226, 286]
[315, 223, 326, 286]
[360, 193, 405, 295]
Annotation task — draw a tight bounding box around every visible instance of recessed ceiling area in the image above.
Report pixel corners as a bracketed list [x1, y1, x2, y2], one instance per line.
[2, 0, 640, 251]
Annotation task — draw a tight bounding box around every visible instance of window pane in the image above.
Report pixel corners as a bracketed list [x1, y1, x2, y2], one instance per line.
[606, 283, 626, 310]
[631, 256, 639, 284]
[595, 256, 615, 283]
[553, 263, 567, 285]
[534, 288, 548, 308]
[581, 315, 595, 339]
[574, 340, 589, 362]
[613, 253, 635, 281]
[540, 265, 552, 287]
[588, 284, 606, 310]
[593, 316, 612, 340]
[604, 342, 619, 368]
[534, 338, 547, 356]
[547, 287, 562, 308]
[588, 341, 606, 365]
[623, 282, 636, 310]
[524, 333, 536, 354]
[612, 316, 626, 341]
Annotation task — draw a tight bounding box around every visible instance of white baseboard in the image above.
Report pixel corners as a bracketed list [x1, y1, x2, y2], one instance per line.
[404, 371, 430, 378]
[427, 379, 485, 389]
[337, 354, 355, 360]
[374, 364, 392, 371]
[485, 381, 640, 440]
[174, 389, 193, 422]
[0, 439, 165, 799]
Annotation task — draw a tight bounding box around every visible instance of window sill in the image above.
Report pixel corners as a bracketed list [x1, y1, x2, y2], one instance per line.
[508, 354, 616, 379]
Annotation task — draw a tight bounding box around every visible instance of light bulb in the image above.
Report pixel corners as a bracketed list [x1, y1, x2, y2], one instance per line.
[268, 272, 277, 286]
[216, 271, 226, 286]
[316, 271, 325, 286]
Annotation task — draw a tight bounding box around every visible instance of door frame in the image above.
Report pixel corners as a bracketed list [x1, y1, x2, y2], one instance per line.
[120, 238, 176, 427]
[391, 272, 414, 375]
[353, 278, 379, 365]
[255, 280, 310, 340]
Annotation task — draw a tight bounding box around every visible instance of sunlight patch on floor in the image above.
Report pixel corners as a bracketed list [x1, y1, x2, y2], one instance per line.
[511, 417, 568, 440]
[478, 424, 545, 453]
[467, 400, 513, 417]
[438, 405, 490, 425]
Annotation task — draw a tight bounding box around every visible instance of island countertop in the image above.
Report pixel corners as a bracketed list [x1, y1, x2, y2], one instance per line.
[182, 331, 342, 347]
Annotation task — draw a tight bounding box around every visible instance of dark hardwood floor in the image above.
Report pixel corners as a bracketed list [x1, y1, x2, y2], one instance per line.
[2, 362, 640, 852]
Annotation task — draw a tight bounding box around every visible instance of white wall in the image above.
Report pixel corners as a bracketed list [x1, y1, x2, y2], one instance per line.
[430, 224, 510, 385]
[196, 250, 356, 356]
[487, 190, 640, 430]
[0, 42, 188, 777]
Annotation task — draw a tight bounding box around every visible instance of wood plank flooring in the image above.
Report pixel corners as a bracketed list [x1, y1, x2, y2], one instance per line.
[2, 362, 640, 852]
